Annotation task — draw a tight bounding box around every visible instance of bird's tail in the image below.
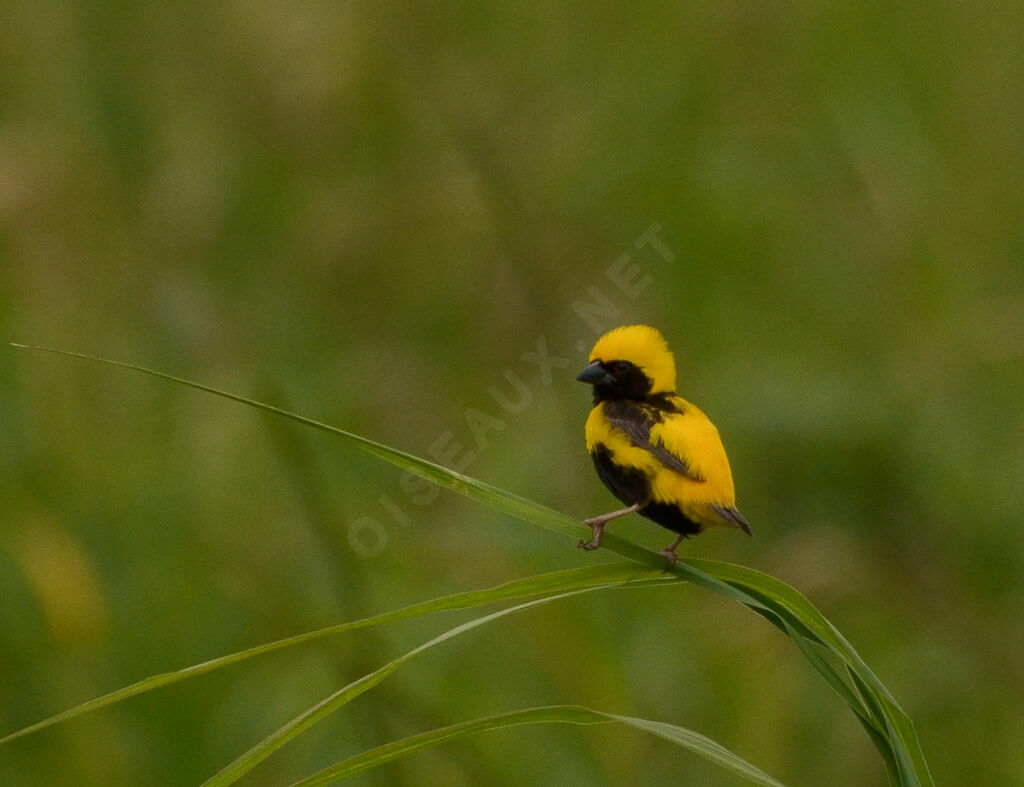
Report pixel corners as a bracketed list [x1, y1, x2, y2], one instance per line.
[710, 504, 753, 536]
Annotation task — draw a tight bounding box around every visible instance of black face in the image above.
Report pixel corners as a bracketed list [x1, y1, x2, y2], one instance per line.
[576, 359, 653, 402]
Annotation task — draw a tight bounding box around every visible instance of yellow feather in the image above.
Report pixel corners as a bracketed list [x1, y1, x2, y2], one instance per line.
[589, 325, 677, 394]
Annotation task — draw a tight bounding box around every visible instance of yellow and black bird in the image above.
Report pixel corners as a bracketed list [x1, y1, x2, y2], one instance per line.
[577, 325, 751, 564]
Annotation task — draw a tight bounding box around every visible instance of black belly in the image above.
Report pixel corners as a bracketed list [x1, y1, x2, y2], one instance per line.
[590, 444, 702, 537]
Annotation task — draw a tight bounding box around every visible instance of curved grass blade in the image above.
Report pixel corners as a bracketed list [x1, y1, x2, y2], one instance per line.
[1, 563, 674, 746]
[5, 348, 798, 596]
[606, 712, 785, 787]
[9, 344, 590, 541]
[290, 705, 785, 787]
[11, 345, 932, 785]
[687, 559, 932, 787]
[202, 590, 601, 786]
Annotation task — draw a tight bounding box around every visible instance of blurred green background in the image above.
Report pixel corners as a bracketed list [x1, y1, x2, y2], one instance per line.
[3, 2, 1022, 784]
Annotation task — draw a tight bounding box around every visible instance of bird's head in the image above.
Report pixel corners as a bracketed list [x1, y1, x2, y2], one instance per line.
[576, 325, 677, 401]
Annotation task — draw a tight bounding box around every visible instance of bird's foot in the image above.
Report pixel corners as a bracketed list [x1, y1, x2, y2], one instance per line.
[659, 534, 684, 570]
[578, 520, 604, 551]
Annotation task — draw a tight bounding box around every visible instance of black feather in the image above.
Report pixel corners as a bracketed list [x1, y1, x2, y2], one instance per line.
[711, 504, 753, 535]
[590, 445, 703, 537]
[602, 400, 706, 482]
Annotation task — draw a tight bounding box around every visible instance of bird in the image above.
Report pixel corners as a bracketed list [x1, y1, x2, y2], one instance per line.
[576, 325, 751, 565]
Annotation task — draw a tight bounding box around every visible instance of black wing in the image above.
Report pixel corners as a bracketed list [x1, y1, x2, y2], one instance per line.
[602, 401, 706, 482]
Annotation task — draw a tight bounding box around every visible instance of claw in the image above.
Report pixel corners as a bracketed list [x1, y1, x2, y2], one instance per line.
[660, 533, 685, 569]
[578, 520, 605, 551]
[579, 502, 645, 553]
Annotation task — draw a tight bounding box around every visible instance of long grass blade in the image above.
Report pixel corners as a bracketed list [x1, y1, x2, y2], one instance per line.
[1, 563, 673, 745]
[688, 559, 933, 787]
[291, 705, 785, 787]
[10, 345, 932, 785]
[5, 348, 791, 596]
[202, 590, 600, 786]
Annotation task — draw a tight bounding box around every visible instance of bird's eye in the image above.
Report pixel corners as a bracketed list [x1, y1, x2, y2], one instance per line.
[612, 361, 631, 375]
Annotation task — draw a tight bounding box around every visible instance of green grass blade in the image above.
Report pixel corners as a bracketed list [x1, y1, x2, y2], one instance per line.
[784, 625, 901, 782]
[783, 628, 876, 730]
[201, 590, 604, 786]
[1, 563, 673, 746]
[291, 707, 604, 784]
[605, 712, 785, 787]
[685, 559, 933, 787]
[11, 346, 932, 785]
[9, 344, 588, 541]
[4, 348, 785, 594]
[291, 705, 785, 787]
[847, 666, 931, 787]
[4, 348, 792, 598]
[845, 665, 904, 785]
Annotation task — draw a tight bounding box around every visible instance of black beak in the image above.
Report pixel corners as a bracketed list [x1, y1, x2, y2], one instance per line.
[576, 360, 612, 386]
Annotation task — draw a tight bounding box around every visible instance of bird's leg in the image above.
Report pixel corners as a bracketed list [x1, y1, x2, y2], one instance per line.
[659, 534, 686, 567]
[579, 502, 645, 551]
